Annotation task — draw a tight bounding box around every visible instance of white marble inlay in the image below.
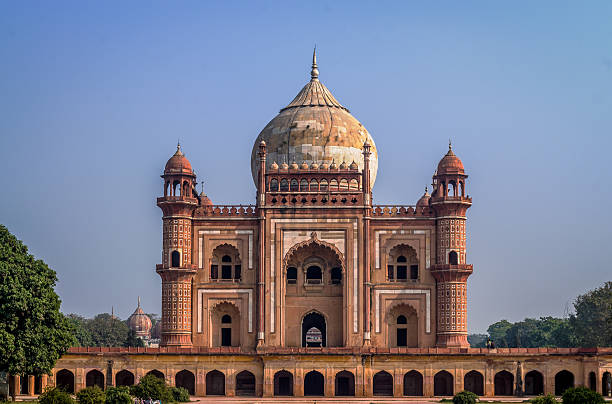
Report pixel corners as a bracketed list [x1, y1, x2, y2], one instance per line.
[374, 288, 431, 333]
[197, 288, 253, 333]
[353, 222, 358, 333]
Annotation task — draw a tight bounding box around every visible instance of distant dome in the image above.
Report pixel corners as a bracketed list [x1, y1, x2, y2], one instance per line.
[164, 144, 193, 175]
[437, 144, 464, 175]
[127, 297, 152, 339]
[251, 50, 378, 186]
[416, 187, 431, 208]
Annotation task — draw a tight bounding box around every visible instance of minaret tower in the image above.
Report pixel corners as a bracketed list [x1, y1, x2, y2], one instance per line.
[430, 142, 473, 348]
[156, 143, 198, 347]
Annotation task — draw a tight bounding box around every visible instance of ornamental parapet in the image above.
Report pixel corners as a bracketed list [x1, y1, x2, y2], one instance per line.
[372, 205, 434, 217]
[430, 196, 472, 204]
[430, 264, 473, 282]
[194, 205, 257, 217]
[266, 192, 363, 207]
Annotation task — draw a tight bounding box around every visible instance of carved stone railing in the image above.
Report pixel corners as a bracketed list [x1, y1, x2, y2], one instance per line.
[372, 205, 433, 217]
[195, 205, 257, 217]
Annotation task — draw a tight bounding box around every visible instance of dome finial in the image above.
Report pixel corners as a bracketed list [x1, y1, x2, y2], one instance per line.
[137, 296, 141, 308]
[311, 46, 319, 81]
[448, 138, 452, 150]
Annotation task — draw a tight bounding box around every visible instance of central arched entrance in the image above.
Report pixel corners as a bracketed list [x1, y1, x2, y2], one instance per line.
[273, 370, 293, 396]
[335, 371, 355, 396]
[302, 312, 326, 347]
[304, 371, 324, 396]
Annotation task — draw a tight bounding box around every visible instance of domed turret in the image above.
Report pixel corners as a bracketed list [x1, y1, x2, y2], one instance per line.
[127, 297, 152, 339]
[165, 143, 193, 175]
[416, 187, 431, 208]
[437, 142, 464, 175]
[251, 49, 378, 186]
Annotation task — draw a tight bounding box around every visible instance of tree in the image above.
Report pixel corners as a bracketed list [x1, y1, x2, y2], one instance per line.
[467, 334, 488, 348]
[86, 314, 129, 347]
[487, 320, 512, 347]
[0, 225, 76, 381]
[124, 329, 145, 348]
[66, 314, 93, 347]
[570, 282, 612, 347]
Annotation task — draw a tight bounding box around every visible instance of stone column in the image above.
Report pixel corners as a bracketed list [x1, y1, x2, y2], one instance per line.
[393, 367, 402, 397]
[41, 374, 48, 393]
[294, 368, 304, 397]
[28, 375, 35, 396]
[195, 368, 205, 397]
[225, 369, 235, 397]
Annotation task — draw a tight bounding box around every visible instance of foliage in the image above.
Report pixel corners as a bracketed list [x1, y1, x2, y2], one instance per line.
[86, 314, 129, 347]
[170, 386, 190, 402]
[76, 386, 105, 404]
[123, 329, 145, 348]
[452, 390, 478, 404]
[530, 394, 557, 404]
[0, 225, 76, 377]
[66, 314, 93, 347]
[39, 387, 76, 404]
[569, 282, 612, 347]
[104, 386, 132, 404]
[487, 320, 512, 347]
[130, 374, 172, 401]
[561, 387, 604, 404]
[505, 317, 572, 348]
[467, 333, 488, 348]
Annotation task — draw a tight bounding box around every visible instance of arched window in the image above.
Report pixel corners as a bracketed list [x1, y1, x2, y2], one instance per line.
[115, 370, 135, 387]
[404, 370, 423, 396]
[221, 315, 231, 324]
[339, 179, 349, 190]
[331, 267, 342, 285]
[464, 370, 484, 396]
[335, 370, 355, 396]
[329, 179, 339, 191]
[300, 179, 308, 191]
[206, 370, 225, 396]
[175, 370, 195, 395]
[388, 245, 418, 282]
[274, 370, 293, 396]
[287, 267, 297, 284]
[56, 370, 75, 394]
[602, 371, 611, 396]
[555, 370, 574, 396]
[290, 179, 298, 191]
[320, 179, 328, 191]
[86, 370, 104, 389]
[449, 251, 458, 265]
[280, 179, 289, 191]
[310, 179, 318, 191]
[302, 312, 326, 347]
[397, 315, 407, 346]
[221, 315, 232, 346]
[306, 266, 322, 284]
[349, 179, 359, 190]
[525, 370, 544, 396]
[373, 371, 393, 396]
[211, 245, 241, 282]
[173, 181, 181, 197]
[171, 251, 180, 267]
[304, 371, 324, 396]
[235, 370, 256, 396]
[494, 370, 514, 396]
[270, 178, 279, 191]
[434, 370, 453, 396]
[146, 370, 164, 380]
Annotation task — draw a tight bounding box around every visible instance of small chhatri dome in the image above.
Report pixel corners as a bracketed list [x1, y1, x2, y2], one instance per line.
[319, 162, 328, 170]
[437, 141, 465, 175]
[330, 160, 338, 170]
[251, 49, 378, 186]
[416, 186, 431, 208]
[310, 162, 320, 169]
[199, 182, 213, 206]
[270, 161, 279, 170]
[339, 161, 348, 170]
[300, 161, 309, 170]
[127, 297, 152, 339]
[290, 161, 299, 170]
[164, 143, 193, 174]
[349, 160, 358, 170]
[280, 162, 289, 170]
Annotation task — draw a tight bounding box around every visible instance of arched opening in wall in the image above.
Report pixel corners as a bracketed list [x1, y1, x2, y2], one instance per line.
[210, 244, 241, 281]
[211, 302, 240, 347]
[464, 370, 484, 396]
[20, 375, 29, 395]
[269, 178, 279, 191]
[349, 178, 359, 190]
[449, 250, 458, 265]
[86, 370, 104, 389]
[286, 266, 297, 284]
[309, 179, 318, 191]
[388, 244, 419, 281]
[403, 370, 423, 396]
[387, 304, 418, 348]
[205, 370, 225, 396]
[373, 371, 393, 396]
[56, 370, 74, 394]
[273, 370, 293, 396]
[304, 371, 324, 396]
[339, 178, 349, 190]
[34, 376, 42, 395]
[115, 370, 135, 387]
[235, 370, 255, 397]
[494, 370, 514, 396]
[280, 179, 289, 192]
[334, 370, 355, 396]
[302, 312, 326, 347]
[300, 179, 308, 191]
[164, 181, 170, 197]
[433, 370, 453, 396]
[183, 181, 190, 197]
[146, 370, 165, 380]
[331, 267, 342, 285]
[603, 371, 612, 396]
[290, 179, 298, 191]
[305, 265, 322, 284]
[460, 181, 465, 197]
[588, 372, 597, 391]
[525, 370, 544, 395]
[448, 181, 456, 197]
[171, 251, 180, 267]
[319, 179, 328, 191]
[555, 370, 574, 396]
[175, 370, 195, 395]
[329, 179, 338, 191]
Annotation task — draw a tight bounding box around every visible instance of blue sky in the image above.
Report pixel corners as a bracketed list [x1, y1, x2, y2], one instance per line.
[1, 1, 611, 333]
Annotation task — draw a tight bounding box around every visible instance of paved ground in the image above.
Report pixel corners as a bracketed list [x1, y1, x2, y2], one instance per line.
[188, 398, 532, 403]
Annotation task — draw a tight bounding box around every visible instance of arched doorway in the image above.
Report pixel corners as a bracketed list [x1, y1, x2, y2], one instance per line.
[525, 370, 544, 395]
[555, 370, 574, 396]
[302, 312, 326, 347]
[494, 370, 514, 396]
[304, 371, 324, 396]
[335, 371, 355, 396]
[403, 370, 423, 396]
[434, 370, 453, 396]
[273, 370, 293, 396]
[115, 370, 134, 387]
[175, 370, 195, 395]
[464, 370, 484, 396]
[146, 370, 164, 380]
[20, 376, 29, 395]
[211, 302, 240, 347]
[589, 372, 597, 391]
[235, 371, 255, 396]
[56, 369, 74, 393]
[206, 370, 225, 396]
[86, 370, 104, 389]
[387, 304, 418, 348]
[373, 371, 393, 396]
[603, 372, 611, 396]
